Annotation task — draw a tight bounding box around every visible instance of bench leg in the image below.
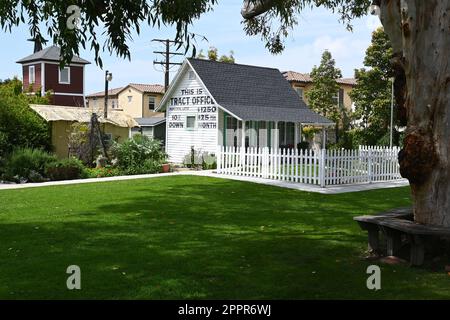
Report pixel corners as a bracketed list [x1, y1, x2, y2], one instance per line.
[410, 235, 425, 266]
[367, 226, 380, 253]
[385, 229, 402, 256]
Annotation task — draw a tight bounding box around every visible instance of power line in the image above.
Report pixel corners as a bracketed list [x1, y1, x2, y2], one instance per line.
[152, 39, 184, 91]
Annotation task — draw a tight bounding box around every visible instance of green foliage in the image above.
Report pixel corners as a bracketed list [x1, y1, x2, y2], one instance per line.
[0, 78, 51, 156]
[111, 134, 167, 175]
[2, 148, 57, 183]
[327, 129, 363, 150]
[306, 50, 343, 124]
[182, 147, 216, 169]
[207, 47, 218, 61]
[242, 0, 371, 54]
[0, 1, 371, 66]
[45, 157, 87, 181]
[202, 153, 217, 170]
[198, 47, 235, 63]
[297, 141, 310, 150]
[85, 166, 121, 179]
[349, 28, 398, 146]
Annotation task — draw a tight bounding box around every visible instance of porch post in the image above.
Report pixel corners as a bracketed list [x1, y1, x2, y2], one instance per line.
[322, 127, 327, 149]
[241, 120, 246, 171]
[294, 123, 299, 149]
[299, 124, 303, 142]
[274, 121, 279, 150]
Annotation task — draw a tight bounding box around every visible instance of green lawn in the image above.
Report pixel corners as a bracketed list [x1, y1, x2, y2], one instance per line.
[0, 176, 449, 299]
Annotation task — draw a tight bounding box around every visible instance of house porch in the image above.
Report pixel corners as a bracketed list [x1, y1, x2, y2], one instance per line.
[218, 111, 332, 150]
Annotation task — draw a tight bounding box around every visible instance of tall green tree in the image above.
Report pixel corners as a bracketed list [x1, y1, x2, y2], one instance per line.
[0, 78, 51, 157]
[349, 27, 395, 145]
[306, 50, 342, 139]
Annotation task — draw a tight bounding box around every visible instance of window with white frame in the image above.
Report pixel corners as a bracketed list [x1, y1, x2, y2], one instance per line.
[148, 96, 156, 110]
[128, 96, 133, 103]
[29, 66, 35, 84]
[59, 67, 70, 84]
[186, 115, 196, 130]
[332, 89, 345, 106]
[294, 86, 304, 99]
[188, 71, 196, 80]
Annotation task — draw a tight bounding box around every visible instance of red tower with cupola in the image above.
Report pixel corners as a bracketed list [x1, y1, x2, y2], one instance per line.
[17, 45, 90, 107]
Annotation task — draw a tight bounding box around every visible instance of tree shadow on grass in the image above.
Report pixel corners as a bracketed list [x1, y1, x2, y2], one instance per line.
[2, 176, 447, 299]
[1, 218, 448, 300]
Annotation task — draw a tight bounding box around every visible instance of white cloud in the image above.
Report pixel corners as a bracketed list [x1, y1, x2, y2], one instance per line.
[239, 35, 369, 78]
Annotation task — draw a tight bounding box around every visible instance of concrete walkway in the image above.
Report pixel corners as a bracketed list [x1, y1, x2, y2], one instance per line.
[0, 170, 409, 194]
[194, 172, 410, 194]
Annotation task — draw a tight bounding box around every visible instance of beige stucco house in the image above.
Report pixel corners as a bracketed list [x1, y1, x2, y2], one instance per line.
[283, 71, 356, 112]
[30, 104, 139, 158]
[87, 83, 165, 117]
[87, 83, 166, 143]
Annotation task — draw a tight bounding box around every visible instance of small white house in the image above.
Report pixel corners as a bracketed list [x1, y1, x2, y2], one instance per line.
[157, 58, 333, 164]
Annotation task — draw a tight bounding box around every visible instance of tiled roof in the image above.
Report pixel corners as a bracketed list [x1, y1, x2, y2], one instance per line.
[188, 58, 333, 124]
[336, 78, 357, 86]
[16, 45, 90, 65]
[282, 71, 312, 83]
[86, 87, 125, 98]
[128, 83, 165, 94]
[283, 70, 356, 86]
[87, 83, 165, 98]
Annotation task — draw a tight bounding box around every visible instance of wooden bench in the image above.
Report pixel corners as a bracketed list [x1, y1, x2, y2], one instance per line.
[354, 208, 450, 266]
[354, 208, 413, 255]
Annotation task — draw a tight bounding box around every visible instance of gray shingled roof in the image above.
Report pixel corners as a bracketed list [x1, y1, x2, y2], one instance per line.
[135, 117, 166, 127]
[16, 45, 90, 65]
[188, 59, 333, 124]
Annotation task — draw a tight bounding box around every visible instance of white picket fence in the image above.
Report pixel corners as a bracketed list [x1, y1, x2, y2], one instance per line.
[216, 145, 402, 187]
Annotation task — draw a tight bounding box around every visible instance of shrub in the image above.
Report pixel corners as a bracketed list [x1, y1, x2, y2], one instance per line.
[202, 153, 217, 170]
[183, 147, 203, 169]
[2, 148, 57, 182]
[85, 166, 121, 178]
[0, 78, 52, 156]
[45, 157, 87, 181]
[111, 135, 167, 175]
[297, 141, 310, 151]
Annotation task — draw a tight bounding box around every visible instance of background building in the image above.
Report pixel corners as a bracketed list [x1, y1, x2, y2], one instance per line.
[87, 83, 166, 144]
[17, 45, 90, 107]
[283, 71, 356, 112]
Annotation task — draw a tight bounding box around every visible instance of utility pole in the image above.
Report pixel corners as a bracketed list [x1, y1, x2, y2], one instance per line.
[152, 39, 183, 91]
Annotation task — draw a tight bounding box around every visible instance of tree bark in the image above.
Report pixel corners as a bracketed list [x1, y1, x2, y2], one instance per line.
[241, 0, 276, 19]
[380, 0, 450, 226]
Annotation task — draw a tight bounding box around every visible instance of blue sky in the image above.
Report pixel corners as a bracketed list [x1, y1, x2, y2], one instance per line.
[0, 0, 381, 94]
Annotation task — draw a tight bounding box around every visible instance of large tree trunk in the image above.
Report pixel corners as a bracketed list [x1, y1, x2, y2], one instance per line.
[380, 0, 450, 226]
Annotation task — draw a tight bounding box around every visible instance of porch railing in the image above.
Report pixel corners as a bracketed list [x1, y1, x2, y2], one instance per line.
[216, 145, 402, 187]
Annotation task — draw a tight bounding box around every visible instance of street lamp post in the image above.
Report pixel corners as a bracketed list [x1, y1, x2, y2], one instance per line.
[104, 70, 113, 119]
